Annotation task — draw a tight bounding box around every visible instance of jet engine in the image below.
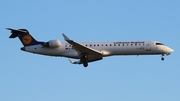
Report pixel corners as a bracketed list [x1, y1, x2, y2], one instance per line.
[43, 40, 61, 48]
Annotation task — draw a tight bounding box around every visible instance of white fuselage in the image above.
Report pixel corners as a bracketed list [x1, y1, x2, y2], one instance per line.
[22, 41, 173, 59]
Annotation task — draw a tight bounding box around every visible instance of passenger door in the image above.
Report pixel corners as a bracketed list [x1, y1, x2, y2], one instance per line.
[146, 43, 151, 51]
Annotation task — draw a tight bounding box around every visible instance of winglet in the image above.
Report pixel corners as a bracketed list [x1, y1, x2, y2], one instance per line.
[62, 33, 70, 41]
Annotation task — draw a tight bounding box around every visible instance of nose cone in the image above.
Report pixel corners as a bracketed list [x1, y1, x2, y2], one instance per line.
[166, 47, 174, 53]
[169, 48, 174, 53]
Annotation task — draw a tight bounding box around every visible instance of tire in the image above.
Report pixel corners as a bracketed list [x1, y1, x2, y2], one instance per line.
[83, 62, 88, 67]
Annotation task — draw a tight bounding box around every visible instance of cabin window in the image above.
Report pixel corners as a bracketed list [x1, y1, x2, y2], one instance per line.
[106, 44, 107, 46]
[131, 44, 133, 46]
[94, 45, 96, 46]
[86, 45, 87, 46]
[90, 45, 92, 46]
[110, 44, 112, 46]
[118, 44, 120, 46]
[102, 44, 103, 46]
[135, 43, 137, 46]
[122, 44, 124, 46]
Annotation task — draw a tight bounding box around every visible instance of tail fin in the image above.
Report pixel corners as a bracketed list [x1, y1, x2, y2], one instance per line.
[6, 28, 41, 46]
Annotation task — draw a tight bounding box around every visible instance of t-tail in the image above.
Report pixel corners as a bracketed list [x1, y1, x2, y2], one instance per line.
[6, 28, 43, 46]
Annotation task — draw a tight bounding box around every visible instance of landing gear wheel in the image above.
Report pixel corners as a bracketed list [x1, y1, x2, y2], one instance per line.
[161, 57, 164, 61]
[83, 62, 88, 67]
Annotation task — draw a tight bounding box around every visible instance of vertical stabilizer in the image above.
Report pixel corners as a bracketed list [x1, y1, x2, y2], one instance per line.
[7, 28, 42, 46]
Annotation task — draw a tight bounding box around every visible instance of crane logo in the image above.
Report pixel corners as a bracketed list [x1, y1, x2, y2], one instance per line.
[22, 35, 32, 45]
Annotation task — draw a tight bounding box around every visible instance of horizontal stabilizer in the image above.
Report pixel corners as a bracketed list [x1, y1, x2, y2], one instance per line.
[9, 32, 19, 38]
[6, 28, 28, 38]
[6, 28, 27, 33]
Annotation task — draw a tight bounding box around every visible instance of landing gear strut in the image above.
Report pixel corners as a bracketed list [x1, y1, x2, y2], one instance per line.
[81, 55, 88, 67]
[161, 54, 164, 61]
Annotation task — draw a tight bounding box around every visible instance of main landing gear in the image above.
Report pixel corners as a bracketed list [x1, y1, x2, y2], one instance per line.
[161, 54, 164, 61]
[81, 55, 88, 67]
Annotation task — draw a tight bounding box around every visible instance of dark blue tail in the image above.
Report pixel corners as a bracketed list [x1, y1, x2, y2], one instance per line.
[7, 28, 43, 46]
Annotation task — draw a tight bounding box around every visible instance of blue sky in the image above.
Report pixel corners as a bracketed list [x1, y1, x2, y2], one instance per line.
[0, 0, 179, 101]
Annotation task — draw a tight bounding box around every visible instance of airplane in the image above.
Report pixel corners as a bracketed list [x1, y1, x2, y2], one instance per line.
[6, 28, 174, 67]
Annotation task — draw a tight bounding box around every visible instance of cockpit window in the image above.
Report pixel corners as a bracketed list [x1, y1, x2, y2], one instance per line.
[156, 43, 164, 45]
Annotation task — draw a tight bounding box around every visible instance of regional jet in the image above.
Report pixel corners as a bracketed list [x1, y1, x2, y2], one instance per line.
[6, 28, 174, 67]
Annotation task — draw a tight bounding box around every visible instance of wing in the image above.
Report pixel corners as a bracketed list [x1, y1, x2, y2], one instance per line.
[62, 34, 103, 63]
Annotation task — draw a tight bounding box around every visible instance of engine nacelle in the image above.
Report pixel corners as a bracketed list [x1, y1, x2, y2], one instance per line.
[44, 40, 61, 48]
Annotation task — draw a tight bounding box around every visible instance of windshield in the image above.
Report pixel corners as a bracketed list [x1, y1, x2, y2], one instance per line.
[156, 43, 164, 45]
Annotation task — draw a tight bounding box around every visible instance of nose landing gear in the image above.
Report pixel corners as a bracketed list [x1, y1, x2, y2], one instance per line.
[161, 54, 164, 61]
